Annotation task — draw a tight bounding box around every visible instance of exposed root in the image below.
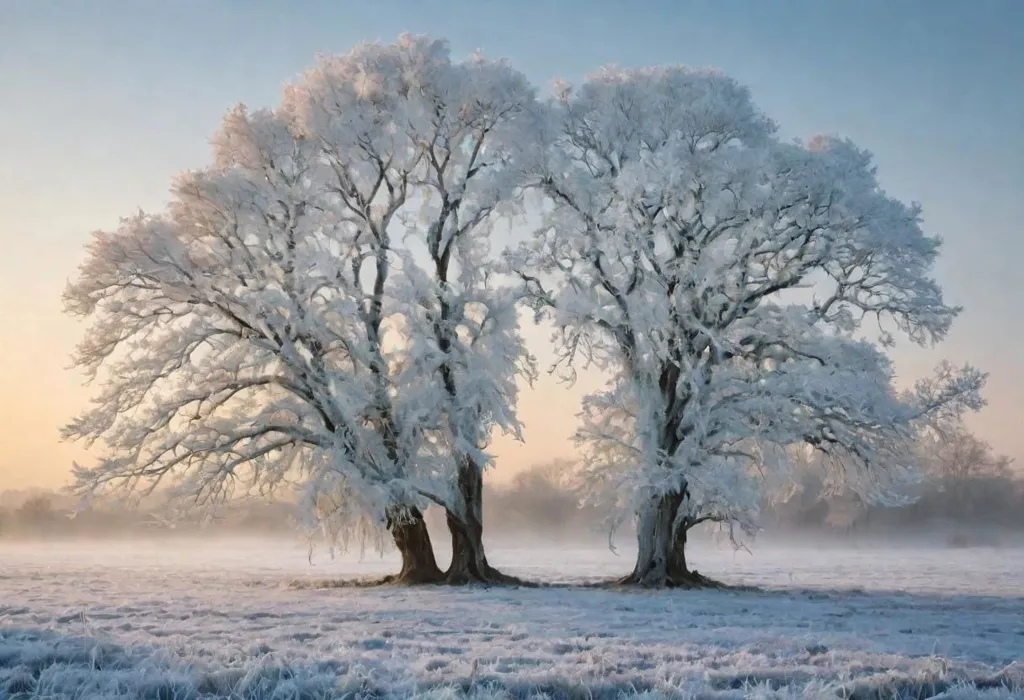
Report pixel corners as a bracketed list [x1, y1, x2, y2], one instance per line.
[444, 564, 537, 587]
[288, 566, 445, 589]
[668, 569, 728, 590]
[379, 568, 447, 586]
[292, 572, 743, 593]
[484, 566, 536, 587]
[293, 562, 727, 590]
[289, 565, 535, 589]
[614, 568, 728, 590]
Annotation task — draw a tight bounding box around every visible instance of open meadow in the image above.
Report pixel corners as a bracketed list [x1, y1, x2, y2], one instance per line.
[1, 537, 1022, 699]
[5, 3, 1024, 699]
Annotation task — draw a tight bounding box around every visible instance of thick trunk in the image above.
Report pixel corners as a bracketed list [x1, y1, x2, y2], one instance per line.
[443, 458, 521, 585]
[445, 512, 491, 583]
[385, 507, 444, 584]
[621, 491, 682, 586]
[669, 520, 689, 580]
[620, 491, 718, 588]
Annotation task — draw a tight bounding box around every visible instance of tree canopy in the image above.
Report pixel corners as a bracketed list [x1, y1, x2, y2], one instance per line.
[512, 66, 984, 585]
[63, 37, 984, 587]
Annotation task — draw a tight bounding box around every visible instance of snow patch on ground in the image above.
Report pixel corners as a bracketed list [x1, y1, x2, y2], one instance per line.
[1, 538, 1022, 699]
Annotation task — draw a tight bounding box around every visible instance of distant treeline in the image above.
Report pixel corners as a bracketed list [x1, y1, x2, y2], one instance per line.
[0, 462, 603, 541]
[765, 466, 1024, 537]
[767, 429, 1024, 545]
[3, 451, 1022, 543]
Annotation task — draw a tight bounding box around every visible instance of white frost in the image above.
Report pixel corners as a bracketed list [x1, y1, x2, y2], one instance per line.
[1, 540, 1021, 699]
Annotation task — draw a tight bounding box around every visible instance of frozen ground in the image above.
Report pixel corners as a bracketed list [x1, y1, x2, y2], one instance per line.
[1, 537, 1022, 699]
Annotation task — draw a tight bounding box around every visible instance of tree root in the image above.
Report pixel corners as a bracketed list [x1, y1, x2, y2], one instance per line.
[668, 569, 727, 589]
[614, 568, 728, 590]
[444, 563, 536, 587]
[291, 566, 534, 589]
[378, 568, 447, 586]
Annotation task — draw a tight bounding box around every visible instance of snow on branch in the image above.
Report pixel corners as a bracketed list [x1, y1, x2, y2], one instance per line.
[512, 65, 985, 547]
[64, 36, 540, 545]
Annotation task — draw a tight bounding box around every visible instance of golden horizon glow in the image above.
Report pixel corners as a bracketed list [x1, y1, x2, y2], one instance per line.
[3, 3, 1023, 491]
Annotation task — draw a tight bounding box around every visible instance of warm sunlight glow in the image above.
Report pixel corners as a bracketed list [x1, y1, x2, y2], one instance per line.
[3, 4, 1023, 698]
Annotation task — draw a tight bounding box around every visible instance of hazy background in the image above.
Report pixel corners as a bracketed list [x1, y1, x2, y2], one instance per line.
[3, 447, 1022, 548]
[2, 0, 1022, 491]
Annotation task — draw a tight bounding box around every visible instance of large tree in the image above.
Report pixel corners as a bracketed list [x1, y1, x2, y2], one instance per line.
[513, 67, 984, 587]
[63, 35, 536, 584]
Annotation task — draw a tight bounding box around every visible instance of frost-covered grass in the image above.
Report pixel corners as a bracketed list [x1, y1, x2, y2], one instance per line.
[1, 538, 1022, 699]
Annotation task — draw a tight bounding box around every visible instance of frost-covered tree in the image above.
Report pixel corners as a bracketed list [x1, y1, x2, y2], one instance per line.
[283, 35, 538, 583]
[63, 105, 445, 583]
[513, 67, 985, 587]
[63, 35, 537, 584]
[339, 38, 537, 582]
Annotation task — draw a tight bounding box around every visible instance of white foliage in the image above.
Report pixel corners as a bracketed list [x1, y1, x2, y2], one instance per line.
[512, 66, 985, 539]
[63, 34, 536, 543]
[63, 43, 985, 558]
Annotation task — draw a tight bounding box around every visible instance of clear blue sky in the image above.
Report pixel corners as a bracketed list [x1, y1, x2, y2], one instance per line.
[1, 0, 1022, 486]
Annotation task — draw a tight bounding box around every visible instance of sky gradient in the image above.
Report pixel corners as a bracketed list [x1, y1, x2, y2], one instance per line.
[1, 0, 1022, 489]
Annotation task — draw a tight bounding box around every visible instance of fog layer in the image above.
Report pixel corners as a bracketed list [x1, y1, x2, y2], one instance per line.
[3, 456, 1022, 551]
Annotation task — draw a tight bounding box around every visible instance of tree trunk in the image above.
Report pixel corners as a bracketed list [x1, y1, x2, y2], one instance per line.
[443, 458, 521, 585]
[385, 507, 444, 584]
[668, 517, 691, 582]
[619, 491, 719, 588]
[620, 491, 681, 586]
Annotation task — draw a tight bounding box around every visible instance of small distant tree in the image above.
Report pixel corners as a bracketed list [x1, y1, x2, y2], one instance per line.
[919, 422, 1011, 487]
[514, 66, 985, 587]
[492, 461, 584, 532]
[63, 35, 537, 584]
[15, 494, 58, 534]
[915, 421, 1014, 521]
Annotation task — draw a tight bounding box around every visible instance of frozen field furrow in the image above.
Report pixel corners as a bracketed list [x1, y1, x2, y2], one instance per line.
[1, 538, 1022, 699]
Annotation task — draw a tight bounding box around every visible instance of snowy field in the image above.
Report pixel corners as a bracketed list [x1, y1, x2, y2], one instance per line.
[1, 537, 1022, 699]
